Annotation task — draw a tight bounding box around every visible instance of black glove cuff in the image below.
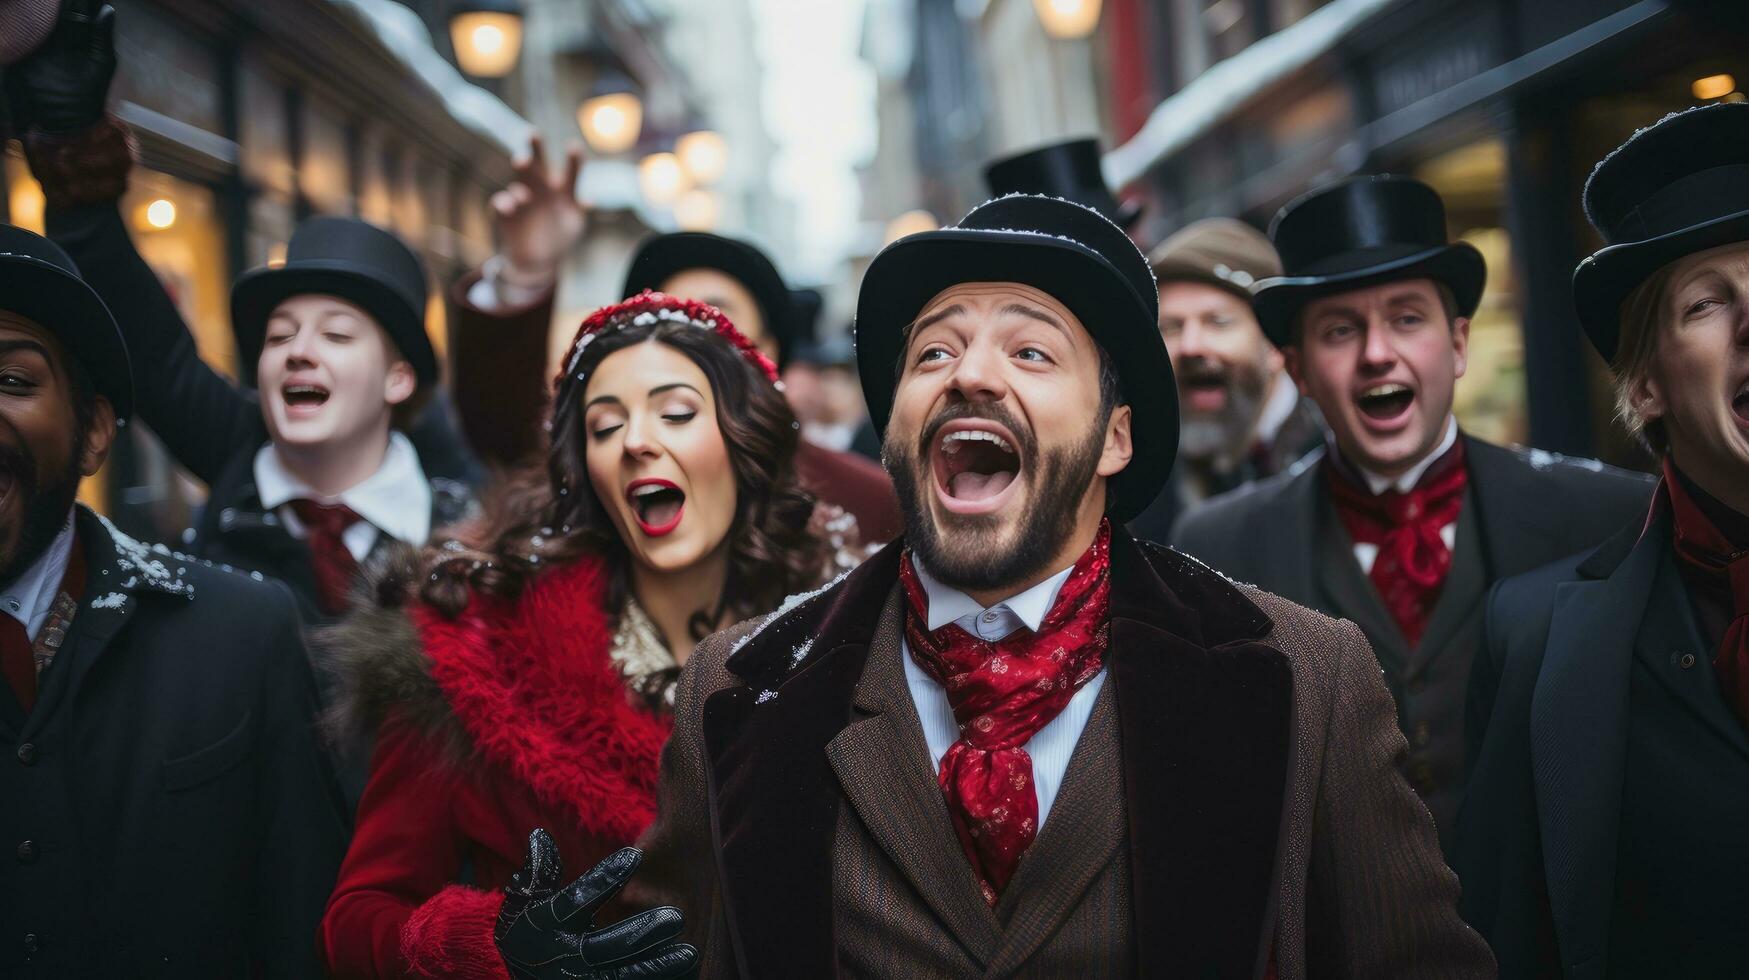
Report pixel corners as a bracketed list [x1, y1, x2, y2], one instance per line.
[22, 113, 133, 210]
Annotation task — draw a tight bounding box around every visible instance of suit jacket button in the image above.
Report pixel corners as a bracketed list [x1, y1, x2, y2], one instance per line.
[16, 742, 35, 765]
[22, 932, 39, 954]
[1678, 652, 1696, 669]
[16, 840, 37, 863]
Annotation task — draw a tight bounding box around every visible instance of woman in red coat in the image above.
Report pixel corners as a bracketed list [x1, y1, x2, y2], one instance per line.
[317, 292, 849, 978]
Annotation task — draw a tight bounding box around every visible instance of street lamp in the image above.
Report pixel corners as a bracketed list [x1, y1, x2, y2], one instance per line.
[449, 0, 524, 78]
[143, 198, 177, 230]
[673, 189, 720, 231]
[638, 152, 690, 207]
[676, 130, 729, 186]
[1034, 0, 1101, 39]
[578, 78, 644, 155]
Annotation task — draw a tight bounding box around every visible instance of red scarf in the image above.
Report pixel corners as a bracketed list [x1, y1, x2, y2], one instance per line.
[1324, 439, 1468, 647]
[1662, 459, 1749, 728]
[899, 521, 1111, 905]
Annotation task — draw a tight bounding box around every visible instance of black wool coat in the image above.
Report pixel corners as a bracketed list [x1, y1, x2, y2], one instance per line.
[1169, 434, 1653, 842]
[0, 506, 347, 978]
[1455, 508, 1749, 979]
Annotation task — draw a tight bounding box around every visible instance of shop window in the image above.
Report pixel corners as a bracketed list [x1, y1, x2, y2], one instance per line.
[1416, 138, 1529, 447]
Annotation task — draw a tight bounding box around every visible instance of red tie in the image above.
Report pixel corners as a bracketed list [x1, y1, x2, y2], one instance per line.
[1324, 440, 1469, 647]
[289, 499, 362, 615]
[899, 521, 1112, 905]
[0, 534, 85, 713]
[1663, 460, 1749, 727]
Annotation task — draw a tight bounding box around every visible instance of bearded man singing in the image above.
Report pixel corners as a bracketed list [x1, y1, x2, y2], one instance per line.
[489, 195, 1494, 979]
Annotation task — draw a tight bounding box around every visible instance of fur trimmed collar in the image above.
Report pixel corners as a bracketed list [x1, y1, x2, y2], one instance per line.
[319, 547, 670, 842]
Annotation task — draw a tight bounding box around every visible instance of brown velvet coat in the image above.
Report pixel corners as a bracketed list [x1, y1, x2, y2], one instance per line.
[633, 528, 1495, 978]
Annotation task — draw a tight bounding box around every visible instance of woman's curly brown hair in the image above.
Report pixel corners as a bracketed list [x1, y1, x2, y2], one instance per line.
[416, 301, 825, 640]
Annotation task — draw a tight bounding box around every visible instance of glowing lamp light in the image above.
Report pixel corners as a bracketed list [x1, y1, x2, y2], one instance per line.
[883, 209, 938, 245]
[638, 152, 690, 207]
[1693, 73, 1737, 101]
[673, 189, 720, 232]
[1034, 0, 1101, 39]
[267, 243, 289, 269]
[676, 130, 729, 186]
[450, 11, 523, 77]
[578, 92, 644, 155]
[143, 198, 177, 230]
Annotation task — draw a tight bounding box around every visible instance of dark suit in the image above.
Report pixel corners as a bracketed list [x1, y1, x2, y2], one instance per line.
[0, 506, 347, 977]
[1455, 510, 1749, 978]
[634, 529, 1493, 978]
[1170, 435, 1653, 841]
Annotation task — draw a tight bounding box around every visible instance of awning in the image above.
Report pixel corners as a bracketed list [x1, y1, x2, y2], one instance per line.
[1103, 0, 1400, 189]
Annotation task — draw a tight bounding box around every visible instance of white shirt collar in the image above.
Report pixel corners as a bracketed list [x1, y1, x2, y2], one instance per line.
[1356, 415, 1459, 495]
[911, 556, 1076, 634]
[0, 510, 76, 641]
[253, 431, 433, 547]
[1253, 370, 1302, 447]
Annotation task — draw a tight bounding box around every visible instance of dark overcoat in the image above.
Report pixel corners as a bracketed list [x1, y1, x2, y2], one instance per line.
[1170, 435, 1653, 840]
[0, 506, 347, 978]
[1455, 509, 1749, 978]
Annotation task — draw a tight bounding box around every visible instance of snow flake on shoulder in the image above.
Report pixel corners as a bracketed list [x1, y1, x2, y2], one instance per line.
[97, 514, 206, 600]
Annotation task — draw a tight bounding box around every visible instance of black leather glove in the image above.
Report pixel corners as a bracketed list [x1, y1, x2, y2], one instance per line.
[4, 0, 116, 135]
[496, 829, 699, 980]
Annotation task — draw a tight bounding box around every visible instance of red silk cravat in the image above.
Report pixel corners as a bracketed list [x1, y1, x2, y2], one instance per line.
[899, 520, 1111, 905]
[1662, 459, 1749, 728]
[289, 498, 363, 615]
[1325, 440, 1468, 647]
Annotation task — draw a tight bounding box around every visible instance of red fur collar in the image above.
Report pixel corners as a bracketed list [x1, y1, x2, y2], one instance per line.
[410, 557, 671, 843]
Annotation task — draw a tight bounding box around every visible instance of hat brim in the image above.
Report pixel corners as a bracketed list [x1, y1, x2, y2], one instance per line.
[231, 263, 437, 385]
[1573, 208, 1749, 364]
[1253, 242, 1486, 347]
[0, 255, 134, 419]
[623, 234, 795, 361]
[855, 228, 1175, 522]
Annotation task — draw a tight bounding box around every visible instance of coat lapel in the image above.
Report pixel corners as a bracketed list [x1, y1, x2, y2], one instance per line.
[985, 677, 1125, 975]
[1114, 535, 1292, 979]
[823, 587, 1003, 964]
[1630, 545, 1749, 761]
[1266, 456, 1325, 607]
[1531, 517, 1658, 975]
[1311, 491, 1408, 667]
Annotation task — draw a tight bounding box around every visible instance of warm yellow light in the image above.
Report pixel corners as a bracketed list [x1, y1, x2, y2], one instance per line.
[1034, 0, 1101, 39]
[144, 198, 177, 230]
[883, 209, 938, 245]
[1694, 73, 1736, 100]
[450, 11, 523, 77]
[676, 130, 729, 186]
[8, 180, 45, 233]
[673, 189, 720, 231]
[267, 242, 288, 268]
[638, 153, 690, 207]
[578, 92, 644, 155]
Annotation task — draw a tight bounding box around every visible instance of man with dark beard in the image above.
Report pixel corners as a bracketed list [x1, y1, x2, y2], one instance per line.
[497, 194, 1493, 978]
[0, 224, 346, 977]
[1128, 218, 1323, 543]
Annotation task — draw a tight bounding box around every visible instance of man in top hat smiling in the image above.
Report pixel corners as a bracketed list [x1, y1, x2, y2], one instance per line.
[3, 6, 473, 623]
[0, 223, 346, 977]
[497, 192, 1495, 977]
[1456, 102, 1749, 978]
[1172, 175, 1652, 844]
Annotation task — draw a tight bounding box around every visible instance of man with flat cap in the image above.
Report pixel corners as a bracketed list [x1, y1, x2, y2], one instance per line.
[0, 225, 345, 977]
[501, 192, 1494, 977]
[1172, 175, 1652, 844]
[1129, 217, 1322, 544]
[1457, 102, 1749, 979]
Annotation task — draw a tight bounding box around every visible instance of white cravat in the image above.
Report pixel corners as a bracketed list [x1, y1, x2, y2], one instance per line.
[254, 432, 433, 561]
[900, 559, 1106, 828]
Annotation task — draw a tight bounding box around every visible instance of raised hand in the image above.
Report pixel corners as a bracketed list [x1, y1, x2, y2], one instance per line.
[490, 133, 587, 290]
[4, 0, 116, 135]
[496, 829, 698, 980]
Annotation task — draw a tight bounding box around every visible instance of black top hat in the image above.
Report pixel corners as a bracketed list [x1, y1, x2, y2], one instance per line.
[855, 194, 1174, 521]
[984, 139, 1141, 230]
[231, 216, 436, 386]
[0, 224, 133, 419]
[1575, 102, 1749, 364]
[1252, 175, 1486, 347]
[622, 232, 796, 365]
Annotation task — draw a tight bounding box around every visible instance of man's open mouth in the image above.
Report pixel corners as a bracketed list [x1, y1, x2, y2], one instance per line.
[1356, 382, 1415, 423]
[931, 420, 1024, 515]
[282, 383, 331, 412]
[1733, 378, 1749, 429]
[627, 478, 685, 536]
[1179, 363, 1230, 413]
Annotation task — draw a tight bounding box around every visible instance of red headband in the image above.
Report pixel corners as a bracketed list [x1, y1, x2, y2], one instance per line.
[557, 290, 781, 388]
